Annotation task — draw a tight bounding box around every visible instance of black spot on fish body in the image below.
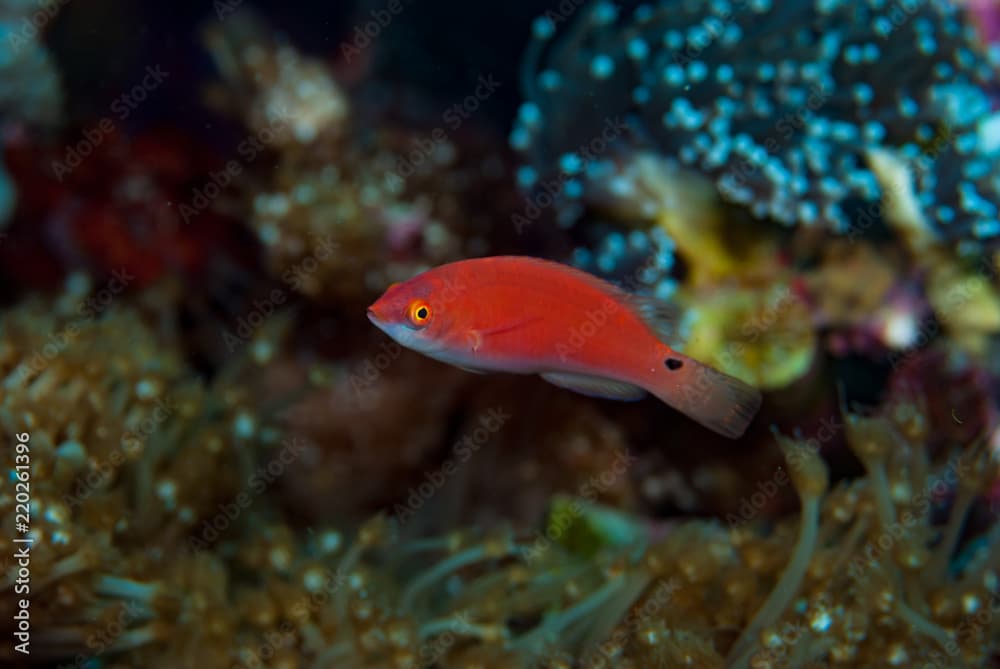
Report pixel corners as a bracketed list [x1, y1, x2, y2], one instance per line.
[665, 357, 683, 371]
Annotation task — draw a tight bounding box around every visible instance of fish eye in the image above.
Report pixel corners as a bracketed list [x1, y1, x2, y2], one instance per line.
[408, 300, 432, 327]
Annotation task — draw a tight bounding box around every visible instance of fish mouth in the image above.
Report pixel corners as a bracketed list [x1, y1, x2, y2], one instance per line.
[366, 307, 379, 324]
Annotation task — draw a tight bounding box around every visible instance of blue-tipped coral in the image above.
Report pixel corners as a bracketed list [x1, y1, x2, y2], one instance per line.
[0, 2, 63, 129]
[0, 0, 64, 229]
[513, 0, 1000, 254]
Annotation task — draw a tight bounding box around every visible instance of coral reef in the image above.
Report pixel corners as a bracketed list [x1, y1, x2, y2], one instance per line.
[0, 2, 998, 669]
[250, 344, 643, 529]
[4, 272, 996, 669]
[0, 275, 277, 665]
[1, 127, 251, 290]
[202, 13, 520, 307]
[0, 0, 63, 128]
[506, 0, 1000, 394]
[0, 0, 64, 228]
[302, 393, 995, 669]
[513, 0, 1000, 253]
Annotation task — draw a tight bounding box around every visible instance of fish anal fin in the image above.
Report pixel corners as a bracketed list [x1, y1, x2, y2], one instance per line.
[457, 365, 488, 374]
[540, 372, 647, 401]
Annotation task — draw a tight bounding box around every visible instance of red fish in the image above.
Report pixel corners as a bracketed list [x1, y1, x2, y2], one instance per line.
[367, 256, 761, 438]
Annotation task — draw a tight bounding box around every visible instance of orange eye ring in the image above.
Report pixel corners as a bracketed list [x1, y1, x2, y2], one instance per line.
[408, 300, 432, 327]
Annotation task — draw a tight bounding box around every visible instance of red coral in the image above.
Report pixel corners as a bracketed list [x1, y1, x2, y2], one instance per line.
[2, 123, 252, 290]
[888, 347, 999, 452]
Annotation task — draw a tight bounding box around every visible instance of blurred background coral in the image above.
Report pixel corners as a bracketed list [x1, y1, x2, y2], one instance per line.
[1, 0, 1000, 667]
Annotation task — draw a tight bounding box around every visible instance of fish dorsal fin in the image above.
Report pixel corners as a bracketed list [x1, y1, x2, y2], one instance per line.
[540, 372, 647, 401]
[486, 256, 683, 347]
[488, 255, 633, 298]
[625, 294, 683, 349]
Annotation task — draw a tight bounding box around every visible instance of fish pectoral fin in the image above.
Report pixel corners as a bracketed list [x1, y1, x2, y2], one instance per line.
[477, 317, 543, 336]
[540, 372, 647, 401]
[466, 317, 542, 353]
[467, 330, 484, 352]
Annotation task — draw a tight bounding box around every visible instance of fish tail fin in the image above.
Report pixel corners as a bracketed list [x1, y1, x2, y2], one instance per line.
[649, 351, 762, 439]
